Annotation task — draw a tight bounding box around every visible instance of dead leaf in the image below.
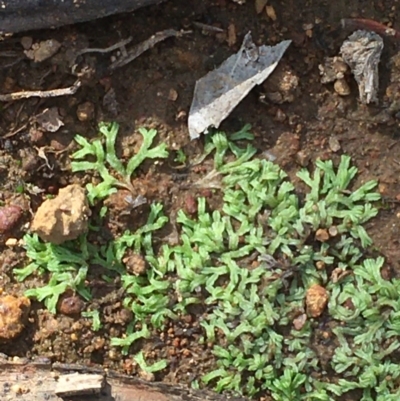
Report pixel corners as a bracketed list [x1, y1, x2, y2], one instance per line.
[188, 33, 291, 139]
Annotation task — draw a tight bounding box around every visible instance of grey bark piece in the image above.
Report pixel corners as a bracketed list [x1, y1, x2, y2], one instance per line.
[340, 30, 384, 104]
[0, 358, 248, 401]
[188, 32, 291, 139]
[0, 0, 166, 34]
[55, 373, 105, 396]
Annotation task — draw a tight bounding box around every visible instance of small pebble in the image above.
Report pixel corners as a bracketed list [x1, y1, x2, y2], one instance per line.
[122, 253, 147, 276]
[328, 136, 341, 152]
[293, 313, 307, 330]
[306, 284, 329, 318]
[295, 150, 310, 167]
[76, 101, 95, 122]
[184, 194, 197, 215]
[5, 238, 18, 247]
[58, 295, 84, 315]
[328, 226, 338, 237]
[315, 228, 329, 242]
[0, 295, 31, 341]
[334, 78, 350, 96]
[168, 88, 178, 102]
[0, 205, 23, 234]
[20, 36, 33, 50]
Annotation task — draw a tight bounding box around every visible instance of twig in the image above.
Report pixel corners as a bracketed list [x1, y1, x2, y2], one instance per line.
[341, 18, 400, 40]
[75, 36, 133, 57]
[0, 80, 81, 102]
[109, 29, 191, 71]
[192, 22, 224, 33]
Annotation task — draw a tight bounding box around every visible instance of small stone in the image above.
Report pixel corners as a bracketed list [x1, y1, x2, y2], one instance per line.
[58, 295, 84, 315]
[295, 150, 310, 167]
[11, 384, 29, 394]
[139, 370, 155, 382]
[5, 238, 18, 247]
[328, 226, 338, 237]
[21, 36, 33, 50]
[334, 78, 351, 96]
[168, 88, 178, 102]
[306, 284, 329, 318]
[184, 194, 197, 215]
[293, 313, 307, 330]
[0, 295, 31, 341]
[24, 39, 61, 62]
[30, 184, 91, 244]
[315, 228, 329, 242]
[122, 252, 147, 276]
[76, 101, 95, 122]
[328, 136, 341, 152]
[0, 205, 23, 235]
[319, 57, 349, 84]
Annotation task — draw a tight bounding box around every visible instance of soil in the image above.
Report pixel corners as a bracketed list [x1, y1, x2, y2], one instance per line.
[1, 0, 400, 400]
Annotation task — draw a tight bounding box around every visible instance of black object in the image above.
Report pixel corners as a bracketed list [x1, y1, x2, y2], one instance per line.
[0, 0, 166, 34]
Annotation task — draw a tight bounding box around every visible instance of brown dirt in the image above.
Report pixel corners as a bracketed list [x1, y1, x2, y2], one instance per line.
[1, 0, 400, 400]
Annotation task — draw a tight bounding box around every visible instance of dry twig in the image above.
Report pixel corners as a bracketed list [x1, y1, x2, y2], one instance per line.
[109, 29, 190, 71]
[0, 80, 82, 102]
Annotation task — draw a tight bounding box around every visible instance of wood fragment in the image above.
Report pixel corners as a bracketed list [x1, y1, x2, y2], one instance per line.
[0, 358, 248, 401]
[0, 80, 81, 102]
[55, 373, 105, 396]
[192, 22, 224, 33]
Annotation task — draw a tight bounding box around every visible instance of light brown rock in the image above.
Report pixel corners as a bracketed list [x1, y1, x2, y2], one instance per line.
[315, 228, 329, 242]
[24, 39, 61, 62]
[306, 284, 329, 318]
[0, 295, 31, 341]
[31, 185, 90, 244]
[334, 78, 351, 96]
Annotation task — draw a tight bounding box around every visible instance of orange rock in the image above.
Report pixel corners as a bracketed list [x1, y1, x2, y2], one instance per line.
[305, 284, 329, 317]
[0, 295, 30, 341]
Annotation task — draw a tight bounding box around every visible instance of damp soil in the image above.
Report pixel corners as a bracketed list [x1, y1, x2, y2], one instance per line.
[1, 0, 400, 400]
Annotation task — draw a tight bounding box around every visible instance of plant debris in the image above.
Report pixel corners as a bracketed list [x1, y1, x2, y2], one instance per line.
[340, 30, 384, 104]
[0, 80, 82, 102]
[188, 32, 291, 139]
[109, 29, 190, 71]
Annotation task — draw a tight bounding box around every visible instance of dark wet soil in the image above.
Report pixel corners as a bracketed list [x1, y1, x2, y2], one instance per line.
[1, 0, 400, 400]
